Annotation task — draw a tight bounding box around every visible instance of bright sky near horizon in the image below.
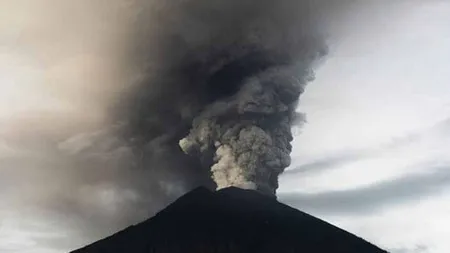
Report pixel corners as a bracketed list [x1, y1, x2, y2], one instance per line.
[1, 1, 449, 253]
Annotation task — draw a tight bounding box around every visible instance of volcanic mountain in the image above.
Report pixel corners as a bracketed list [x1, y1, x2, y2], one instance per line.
[71, 187, 387, 253]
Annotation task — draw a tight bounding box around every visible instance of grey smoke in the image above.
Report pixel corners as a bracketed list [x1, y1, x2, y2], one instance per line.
[1, 1, 395, 251]
[117, 0, 332, 195]
[179, 67, 311, 194]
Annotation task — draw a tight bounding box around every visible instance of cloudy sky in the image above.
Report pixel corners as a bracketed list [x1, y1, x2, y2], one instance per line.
[1, 1, 450, 253]
[279, 2, 450, 252]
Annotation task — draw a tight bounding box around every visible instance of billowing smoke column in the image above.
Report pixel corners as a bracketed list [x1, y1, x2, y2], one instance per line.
[179, 65, 314, 195]
[118, 0, 328, 196]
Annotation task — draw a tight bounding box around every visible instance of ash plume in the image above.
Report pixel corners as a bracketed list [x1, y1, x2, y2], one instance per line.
[117, 0, 330, 195]
[0, 1, 390, 250]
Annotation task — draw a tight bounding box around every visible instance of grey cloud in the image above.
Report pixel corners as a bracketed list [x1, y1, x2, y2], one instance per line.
[388, 245, 429, 253]
[285, 117, 450, 176]
[280, 164, 450, 216]
[284, 150, 369, 176]
[0, 120, 201, 250]
[115, 0, 340, 195]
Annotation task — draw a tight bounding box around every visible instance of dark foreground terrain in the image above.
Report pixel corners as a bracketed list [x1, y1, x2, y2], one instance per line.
[72, 187, 387, 253]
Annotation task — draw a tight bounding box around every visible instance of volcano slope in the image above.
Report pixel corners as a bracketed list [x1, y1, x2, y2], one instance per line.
[71, 187, 388, 253]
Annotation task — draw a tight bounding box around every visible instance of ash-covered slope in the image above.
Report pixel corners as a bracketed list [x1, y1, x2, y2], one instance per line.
[71, 187, 387, 253]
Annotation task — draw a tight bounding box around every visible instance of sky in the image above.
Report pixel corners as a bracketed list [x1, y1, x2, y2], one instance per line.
[279, 2, 450, 252]
[1, 1, 450, 253]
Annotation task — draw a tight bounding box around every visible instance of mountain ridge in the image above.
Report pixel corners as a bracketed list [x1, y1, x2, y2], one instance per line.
[71, 187, 388, 253]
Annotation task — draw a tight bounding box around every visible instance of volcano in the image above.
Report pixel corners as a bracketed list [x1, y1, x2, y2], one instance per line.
[71, 187, 387, 253]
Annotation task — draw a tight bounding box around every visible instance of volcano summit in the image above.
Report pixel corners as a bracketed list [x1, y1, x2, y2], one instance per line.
[72, 187, 387, 253]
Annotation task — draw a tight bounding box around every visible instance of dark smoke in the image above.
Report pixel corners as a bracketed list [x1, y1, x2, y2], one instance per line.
[0, 1, 394, 250]
[115, 0, 328, 195]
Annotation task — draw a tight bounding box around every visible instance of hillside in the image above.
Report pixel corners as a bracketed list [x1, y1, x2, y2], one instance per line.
[71, 187, 387, 253]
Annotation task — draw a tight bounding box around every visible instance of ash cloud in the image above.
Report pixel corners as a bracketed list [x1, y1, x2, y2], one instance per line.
[116, 0, 333, 195]
[0, 0, 356, 251]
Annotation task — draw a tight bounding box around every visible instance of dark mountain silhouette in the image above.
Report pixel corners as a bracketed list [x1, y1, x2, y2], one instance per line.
[71, 187, 388, 253]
